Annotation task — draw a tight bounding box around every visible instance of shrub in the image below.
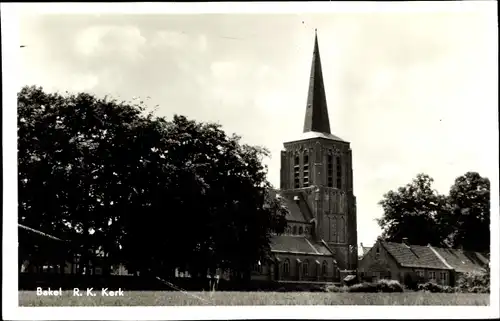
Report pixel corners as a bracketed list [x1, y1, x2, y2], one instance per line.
[417, 282, 456, 293]
[326, 280, 404, 293]
[348, 282, 379, 293]
[456, 270, 490, 294]
[377, 279, 404, 293]
[324, 284, 348, 293]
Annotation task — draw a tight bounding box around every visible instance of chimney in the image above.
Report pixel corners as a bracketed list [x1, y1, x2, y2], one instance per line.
[402, 237, 409, 246]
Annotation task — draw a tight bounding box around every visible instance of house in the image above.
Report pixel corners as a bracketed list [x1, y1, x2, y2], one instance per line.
[250, 30, 359, 284]
[358, 242, 372, 259]
[18, 223, 76, 274]
[358, 238, 489, 286]
[18, 223, 126, 276]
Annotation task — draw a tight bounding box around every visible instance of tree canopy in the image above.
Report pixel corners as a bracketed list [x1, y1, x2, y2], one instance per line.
[18, 85, 287, 278]
[377, 172, 490, 253]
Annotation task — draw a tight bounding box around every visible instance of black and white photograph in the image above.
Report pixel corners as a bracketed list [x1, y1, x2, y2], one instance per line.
[2, 1, 498, 320]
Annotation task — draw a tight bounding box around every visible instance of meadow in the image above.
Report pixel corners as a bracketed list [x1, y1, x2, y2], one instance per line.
[19, 290, 489, 306]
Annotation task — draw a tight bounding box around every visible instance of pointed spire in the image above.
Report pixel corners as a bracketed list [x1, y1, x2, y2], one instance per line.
[303, 30, 331, 134]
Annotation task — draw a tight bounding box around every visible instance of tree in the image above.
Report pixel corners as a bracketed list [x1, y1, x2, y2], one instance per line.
[18, 85, 287, 278]
[18, 86, 158, 272]
[376, 173, 450, 246]
[377, 172, 491, 253]
[118, 115, 288, 280]
[447, 172, 490, 252]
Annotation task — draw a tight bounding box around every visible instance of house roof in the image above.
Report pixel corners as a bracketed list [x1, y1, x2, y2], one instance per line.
[18, 223, 65, 242]
[433, 247, 488, 274]
[271, 235, 332, 256]
[358, 246, 371, 258]
[381, 241, 451, 270]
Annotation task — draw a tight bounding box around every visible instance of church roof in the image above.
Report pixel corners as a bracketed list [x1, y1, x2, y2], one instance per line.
[269, 189, 312, 223]
[284, 131, 345, 144]
[271, 235, 333, 256]
[303, 30, 331, 135]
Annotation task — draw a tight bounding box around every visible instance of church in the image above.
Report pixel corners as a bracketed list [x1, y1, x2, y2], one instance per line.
[252, 32, 358, 283]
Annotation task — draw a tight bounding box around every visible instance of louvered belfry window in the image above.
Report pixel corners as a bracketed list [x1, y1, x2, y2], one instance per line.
[294, 154, 300, 188]
[303, 150, 309, 187]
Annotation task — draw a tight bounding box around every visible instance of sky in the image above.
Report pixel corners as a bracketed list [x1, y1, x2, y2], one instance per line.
[16, 4, 498, 247]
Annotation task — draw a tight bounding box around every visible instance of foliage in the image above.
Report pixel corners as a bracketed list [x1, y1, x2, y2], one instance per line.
[377, 172, 490, 252]
[446, 172, 490, 252]
[456, 268, 490, 294]
[17, 85, 287, 278]
[376, 174, 450, 246]
[417, 282, 455, 293]
[376, 279, 404, 293]
[324, 284, 348, 293]
[345, 280, 404, 293]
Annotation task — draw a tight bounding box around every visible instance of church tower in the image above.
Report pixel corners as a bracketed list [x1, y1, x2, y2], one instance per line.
[279, 31, 358, 270]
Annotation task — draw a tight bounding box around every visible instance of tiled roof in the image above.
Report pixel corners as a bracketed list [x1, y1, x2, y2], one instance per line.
[271, 235, 332, 256]
[381, 242, 450, 270]
[282, 197, 308, 222]
[433, 247, 488, 274]
[269, 190, 311, 223]
[358, 246, 371, 258]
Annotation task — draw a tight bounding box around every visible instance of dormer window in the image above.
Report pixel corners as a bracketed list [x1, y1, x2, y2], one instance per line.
[303, 150, 309, 187]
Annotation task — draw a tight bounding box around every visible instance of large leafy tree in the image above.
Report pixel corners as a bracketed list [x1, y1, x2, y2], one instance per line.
[377, 172, 490, 253]
[18, 85, 287, 277]
[447, 172, 490, 252]
[376, 173, 450, 246]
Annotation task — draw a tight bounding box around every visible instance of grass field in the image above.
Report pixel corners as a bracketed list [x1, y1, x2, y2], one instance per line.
[19, 290, 489, 306]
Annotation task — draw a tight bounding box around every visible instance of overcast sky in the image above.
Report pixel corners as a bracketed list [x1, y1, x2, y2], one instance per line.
[17, 4, 498, 246]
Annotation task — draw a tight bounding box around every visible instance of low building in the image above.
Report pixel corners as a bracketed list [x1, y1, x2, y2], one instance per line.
[18, 223, 123, 276]
[358, 238, 489, 286]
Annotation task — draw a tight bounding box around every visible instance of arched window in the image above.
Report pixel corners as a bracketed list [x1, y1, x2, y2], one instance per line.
[302, 260, 309, 276]
[283, 259, 290, 276]
[322, 261, 328, 276]
[292, 226, 297, 235]
[338, 216, 346, 243]
[303, 150, 309, 187]
[298, 226, 303, 235]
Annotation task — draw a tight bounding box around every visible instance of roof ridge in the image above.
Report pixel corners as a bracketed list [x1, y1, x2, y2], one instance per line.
[304, 237, 320, 254]
[428, 244, 453, 269]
